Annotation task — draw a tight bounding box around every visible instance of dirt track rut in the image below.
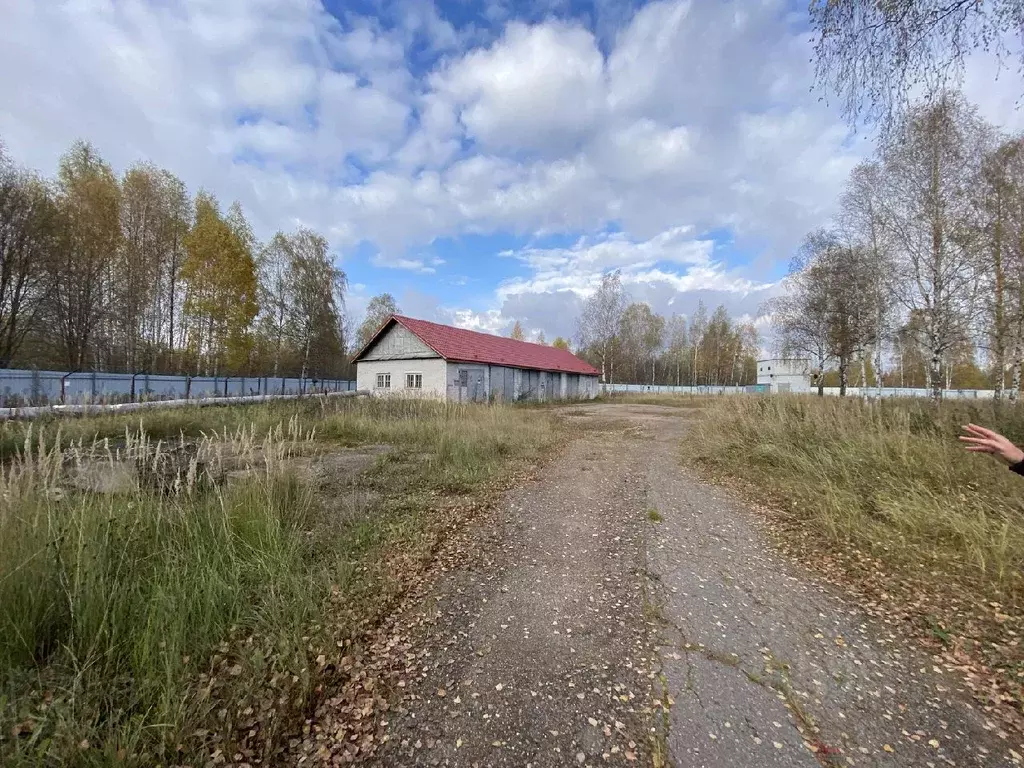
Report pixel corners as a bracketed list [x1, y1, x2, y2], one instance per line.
[364, 404, 1016, 767]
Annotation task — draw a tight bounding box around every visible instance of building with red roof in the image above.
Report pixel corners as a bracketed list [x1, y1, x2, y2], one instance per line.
[352, 315, 599, 401]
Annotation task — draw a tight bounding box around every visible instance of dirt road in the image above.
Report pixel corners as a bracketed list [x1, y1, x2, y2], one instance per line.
[365, 404, 1016, 767]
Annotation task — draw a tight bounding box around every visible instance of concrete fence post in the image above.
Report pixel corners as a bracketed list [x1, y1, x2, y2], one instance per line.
[60, 371, 75, 405]
[31, 368, 42, 406]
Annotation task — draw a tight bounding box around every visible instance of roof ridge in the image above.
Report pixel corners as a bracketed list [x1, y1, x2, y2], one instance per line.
[396, 314, 560, 350]
[364, 315, 599, 376]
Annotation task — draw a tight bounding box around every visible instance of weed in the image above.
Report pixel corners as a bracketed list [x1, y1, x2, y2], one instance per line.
[927, 616, 953, 647]
[647, 507, 664, 522]
[684, 395, 1024, 712]
[0, 397, 558, 766]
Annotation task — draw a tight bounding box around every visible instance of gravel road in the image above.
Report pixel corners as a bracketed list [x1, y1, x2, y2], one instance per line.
[363, 404, 1017, 767]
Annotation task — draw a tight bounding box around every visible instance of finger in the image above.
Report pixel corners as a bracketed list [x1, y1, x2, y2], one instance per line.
[965, 446, 995, 452]
[958, 436, 992, 445]
[967, 424, 998, 438]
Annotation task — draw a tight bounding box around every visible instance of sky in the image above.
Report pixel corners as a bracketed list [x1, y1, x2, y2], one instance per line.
[2, 0, 1022, 345]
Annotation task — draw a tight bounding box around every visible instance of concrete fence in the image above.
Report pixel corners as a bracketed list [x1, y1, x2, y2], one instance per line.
[600, 383, 1000, 399]
[0, 389, 368, 421]
[0, 369, 356, 407]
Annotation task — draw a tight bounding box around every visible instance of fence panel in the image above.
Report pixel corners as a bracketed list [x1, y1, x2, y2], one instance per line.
[599, 383, 999, 399]
[0, 369, 356, 407]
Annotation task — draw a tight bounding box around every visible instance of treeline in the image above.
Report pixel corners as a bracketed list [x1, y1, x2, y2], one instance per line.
[0, 139, 350, 379]
[772, 91, 1024, 400]
[574, 272, 759, 386]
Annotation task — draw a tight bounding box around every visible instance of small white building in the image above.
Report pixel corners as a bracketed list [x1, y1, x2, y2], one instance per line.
[756, 359, 812, 393]
[352, 315, 600, 401]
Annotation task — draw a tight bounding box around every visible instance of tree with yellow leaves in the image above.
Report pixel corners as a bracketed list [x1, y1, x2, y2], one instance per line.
[181, 191, 258, 375]
[48, 141, 121, 370]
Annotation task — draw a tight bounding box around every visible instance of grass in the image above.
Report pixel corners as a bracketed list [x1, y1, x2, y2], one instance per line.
[596, 392, 712, 408]
[683, 395, 1024, 714]
[0, 396, 559, 766]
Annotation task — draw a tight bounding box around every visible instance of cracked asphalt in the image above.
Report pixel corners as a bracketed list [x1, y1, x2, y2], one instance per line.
[366, 404, 1017, 767]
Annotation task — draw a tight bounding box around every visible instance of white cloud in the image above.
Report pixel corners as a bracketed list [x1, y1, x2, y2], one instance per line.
[2, 0, 1019, 344]
[0, 0, 858, 255]
[499, 227, 715, 299]
[451, 308, 506, 334]
[370, 254, 445, 274]
[430, 21, 605, 154]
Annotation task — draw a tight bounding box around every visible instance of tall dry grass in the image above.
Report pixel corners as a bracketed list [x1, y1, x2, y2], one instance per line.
[0, 397, 557, 766]
[684, 396, 1024, 600]
[682, 391, 1024, 668]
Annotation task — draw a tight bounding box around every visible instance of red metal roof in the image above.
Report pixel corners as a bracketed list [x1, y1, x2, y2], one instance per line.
[355, 315, 600, 376]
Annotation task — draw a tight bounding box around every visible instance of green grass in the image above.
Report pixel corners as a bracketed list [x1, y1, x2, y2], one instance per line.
[683, 395, 1024, 706]
[0, 397, 559, 766]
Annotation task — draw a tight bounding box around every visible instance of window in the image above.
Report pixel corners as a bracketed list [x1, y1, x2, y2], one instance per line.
[458, 369, 469, 387]
[375, 373, 391, 389]
[406, 372, 422, 389]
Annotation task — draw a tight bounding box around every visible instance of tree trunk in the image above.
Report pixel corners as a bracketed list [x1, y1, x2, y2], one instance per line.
[817, 350, 825, 397]
[874, 343, 884, 398]
[1013, 355, 1022, 404]
[839, 356, 848, 397]
[930, 346, 942, 403]
[300, 331, 311, 382]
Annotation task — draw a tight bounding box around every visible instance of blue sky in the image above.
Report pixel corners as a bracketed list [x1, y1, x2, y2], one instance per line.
[2, 0, 1020, 343]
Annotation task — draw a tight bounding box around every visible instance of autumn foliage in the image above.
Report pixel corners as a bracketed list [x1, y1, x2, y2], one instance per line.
[0, 139, 349, 378]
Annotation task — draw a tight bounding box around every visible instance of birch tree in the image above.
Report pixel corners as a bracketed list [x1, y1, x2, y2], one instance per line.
[117, 163, 170, 371]
[49, 141, 121, 370]
[0, 155, 56, 366]
[180, 191, 259, 375]
[288, 229, 346, 380]
[877, 93, 985, 402]
[577, 271, 627, 383]
[977, 135, 1023, 398]
[665, 314, 687, 386]
[1004, 142, 1024, 401]
[358, 293, 399, 348]
[258, 232, 294, 377]
[765, 262, 830, 396]
[688, 300, 707, 386]
[840, 160, 894, 394]
[158, 171, 190, 369]
[809, 0, 1024, 128]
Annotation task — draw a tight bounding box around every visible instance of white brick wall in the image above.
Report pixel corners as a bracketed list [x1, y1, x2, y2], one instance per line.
[357, 358, 447, 398]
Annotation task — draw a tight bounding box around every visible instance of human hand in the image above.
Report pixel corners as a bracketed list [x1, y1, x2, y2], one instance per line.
[959, 423, 1024, 465]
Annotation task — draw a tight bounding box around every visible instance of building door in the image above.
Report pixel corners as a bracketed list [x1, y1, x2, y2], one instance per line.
[457, 368, 486, 402]
[470, 369, 486, 401]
